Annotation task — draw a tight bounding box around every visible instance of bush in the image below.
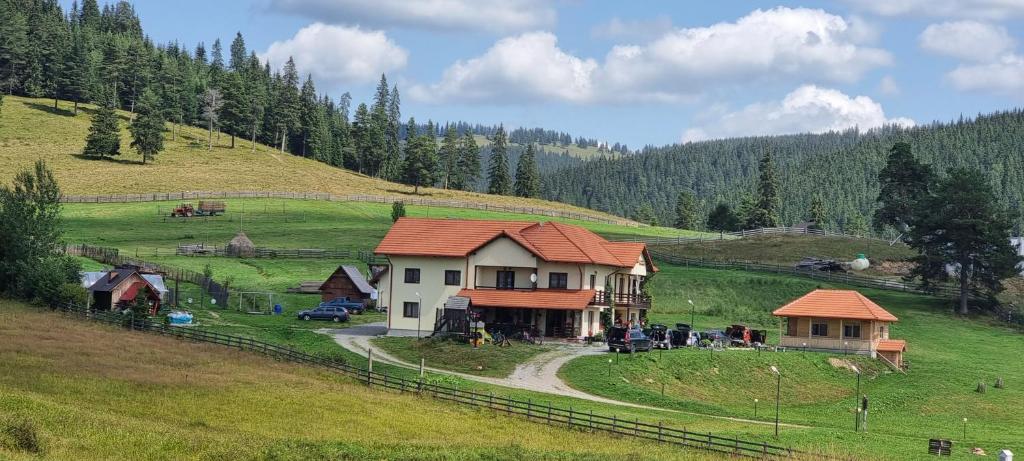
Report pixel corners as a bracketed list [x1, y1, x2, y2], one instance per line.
[391, 201, 406, 222]
[1, 416, 41, 454]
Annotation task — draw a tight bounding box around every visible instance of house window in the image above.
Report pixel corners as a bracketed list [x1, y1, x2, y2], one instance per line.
[497, 270, 515, 289]
[549, 272, 568, 289]
[404, 268, 420, 284]
[811, 320, 829, 337]
[444, 270, 461, 286]
[589, 274, 596, 289]
[402, 302, 419, 318]
[843, 324, 861, 338]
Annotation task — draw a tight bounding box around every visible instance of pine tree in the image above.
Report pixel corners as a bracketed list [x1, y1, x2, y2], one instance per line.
[487, 126, 512, 195]
[219, 71, 250, 148]
[401, 120, 438, 194]
[382, 83, 401, 181]
[351, 103, 375, 173]
[514, 143, 540, 198]
[634, 204, 658, 226]
[228, 32, 246, 71]
[907, 168, 1022, 314]
[873, 142, 933, 234]
[438, 123, 459, 189]
[706, 203, 741, 232]
[673, 190, 699, 230]
[0, 4, 29, 95]
[63, 27, 90, 115]
[275, 57, 300, 152]
[82, 89, 120, 158]
[129, 88, 164, 164]
[367, 73, 389, 177]
[808, 194, 827, 230]
[297, 75, 317, 156]
[453, 132, 481, 191]
[747, 149, 780, 228]
[201, 87, 223, 150]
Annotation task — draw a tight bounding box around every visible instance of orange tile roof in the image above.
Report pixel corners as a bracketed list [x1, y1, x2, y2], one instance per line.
[457, 289, 595, 310]
[877, 339, 907, 352]
[772, 289, 898, 322]
[375, 218, 657, 271]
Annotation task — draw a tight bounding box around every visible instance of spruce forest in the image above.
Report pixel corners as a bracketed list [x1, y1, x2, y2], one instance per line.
[542, 114, 1024, 232]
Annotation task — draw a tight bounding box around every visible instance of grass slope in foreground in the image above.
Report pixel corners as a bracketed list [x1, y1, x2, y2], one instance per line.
[0, 300, 716, 461]
[0, 96, 622, 222]
[562, 264, 1024, 459]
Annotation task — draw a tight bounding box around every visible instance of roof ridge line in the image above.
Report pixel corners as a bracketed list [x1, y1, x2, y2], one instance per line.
[547, 221, 597, 265]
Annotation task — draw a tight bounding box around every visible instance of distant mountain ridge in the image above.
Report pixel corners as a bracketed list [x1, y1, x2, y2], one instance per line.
[540, 109, 1024, 232]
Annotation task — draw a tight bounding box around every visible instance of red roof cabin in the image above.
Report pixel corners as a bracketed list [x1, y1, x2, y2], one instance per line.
[773, 289, 906, 368]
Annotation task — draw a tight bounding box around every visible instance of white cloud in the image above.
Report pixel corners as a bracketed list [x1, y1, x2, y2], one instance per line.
[879, 75, 901, 95]
[259, 23, 408, 88]
[601, 7, 890, 102]
[947, 55, 1024, 94]
[409, 32, 597, 104]
[845, 0, 1024, 20]
[591, 16, 674, 41]
[681, 85, 915, 142]
[919, 21, 1016, 61]
[267, 0, 555, 34]
[413, 7, 891, 105]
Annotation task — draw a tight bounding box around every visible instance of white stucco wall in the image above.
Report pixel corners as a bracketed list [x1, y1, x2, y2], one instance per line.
[385, 256, 466, 333]
[537, 262, 583, 289]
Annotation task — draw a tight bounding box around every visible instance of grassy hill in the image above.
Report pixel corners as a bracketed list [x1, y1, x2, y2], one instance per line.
[472, 134, 619, 160]
[563, 264, 1024, 459]
[0, 96, 625, 223]
[0, 301, 718, 461]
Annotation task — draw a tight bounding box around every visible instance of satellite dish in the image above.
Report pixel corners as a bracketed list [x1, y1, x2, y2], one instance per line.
[530, 273, 538, 283]
[210, 298, 217, 305]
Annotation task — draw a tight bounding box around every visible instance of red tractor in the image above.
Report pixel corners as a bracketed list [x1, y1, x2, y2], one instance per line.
[170, 203, 195, 217]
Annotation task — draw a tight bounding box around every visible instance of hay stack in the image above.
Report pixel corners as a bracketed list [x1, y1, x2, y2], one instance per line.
[226, 232, 256, 257]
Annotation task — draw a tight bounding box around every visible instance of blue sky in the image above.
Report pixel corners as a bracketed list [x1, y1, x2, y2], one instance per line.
[64, 1, 1024, 147]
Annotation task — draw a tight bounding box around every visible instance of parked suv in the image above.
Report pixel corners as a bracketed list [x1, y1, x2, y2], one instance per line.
[646, 324, 673, 349]
[296, 306, 350, 323]
[607, 326, 653, 353]
[321, 297, 365, 315]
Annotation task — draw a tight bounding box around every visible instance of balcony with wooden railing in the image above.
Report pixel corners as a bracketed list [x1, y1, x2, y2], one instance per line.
[590, 291, 651, 309]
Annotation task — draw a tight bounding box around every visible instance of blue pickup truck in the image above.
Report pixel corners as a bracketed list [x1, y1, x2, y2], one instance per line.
[319, 297, 366, 315]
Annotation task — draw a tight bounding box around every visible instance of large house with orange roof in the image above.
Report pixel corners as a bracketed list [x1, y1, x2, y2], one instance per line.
[373, 217, 658, 338]
[773, 289, 906, 367]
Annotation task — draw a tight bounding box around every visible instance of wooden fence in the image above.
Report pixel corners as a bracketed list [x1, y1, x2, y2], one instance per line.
[60, 191, 640, 227]
[648, 250, 965, 300]
[176, 243, 353, 259]
[610, 227, 888, 245]
[66, 244, 230, 306]
[50, 301, 823, 460]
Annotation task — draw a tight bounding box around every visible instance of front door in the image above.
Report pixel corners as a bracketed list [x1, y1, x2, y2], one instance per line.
[546, 310, 566, 337]
[497, 270, 515, 289]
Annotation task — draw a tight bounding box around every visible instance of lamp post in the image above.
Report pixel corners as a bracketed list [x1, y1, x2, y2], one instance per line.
[415, 292, 422, 339]
[607, 358, 612, 377]
[851, 365, 861, 431]
[770, 365, 781, 437]
[688, 299, 695, 327]
[754, 398, 759, 419]
[962, 417, 967, 443]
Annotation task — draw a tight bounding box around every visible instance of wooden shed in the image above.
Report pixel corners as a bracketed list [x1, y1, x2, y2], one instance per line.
[319, 265, 374, 303]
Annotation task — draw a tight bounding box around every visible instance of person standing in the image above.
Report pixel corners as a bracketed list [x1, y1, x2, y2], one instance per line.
[861, 395, 869, 431]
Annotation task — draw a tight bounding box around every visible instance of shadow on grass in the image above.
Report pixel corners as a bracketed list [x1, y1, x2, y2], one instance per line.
[384, 188, 435, 197]
[25, 102, 75, 118]
[71, 153, 143, 165]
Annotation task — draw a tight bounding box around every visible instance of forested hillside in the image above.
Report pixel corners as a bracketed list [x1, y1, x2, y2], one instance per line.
[543, 111, 1024, 232]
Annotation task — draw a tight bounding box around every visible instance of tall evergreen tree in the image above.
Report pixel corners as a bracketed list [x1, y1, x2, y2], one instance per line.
[808, 194, 827, 230]
[487, 126, 512, 195]
[873, 142, 933, 235]
[514, 143, 540, 198]
[673, 190, 699, 230]
[367, 73, 389, 177]
[400, 118, 438, 194]
[129, 88, 164, 164]
[438, 123, 459, 189]
[63, 27, 90, 114]
[907, 168, 1022, 314]
[297, 75, 318, 156]
[0, 4, 29, 95]
[228, 32, 247, 71]
[219, 71, 250, 149]
[746, 149, 780, 228]
[82, 89, 120, 158]
[452, 132, 481, 191]
[275, 57, 300, 152]
[381, 83, 401, 181]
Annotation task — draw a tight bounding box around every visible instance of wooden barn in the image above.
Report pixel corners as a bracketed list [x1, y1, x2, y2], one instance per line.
[83, 269, 162, 314]
[319, 265, 374, 303]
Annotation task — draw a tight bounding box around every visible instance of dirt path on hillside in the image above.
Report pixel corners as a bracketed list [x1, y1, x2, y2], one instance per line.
[319, 323, 808, 429]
